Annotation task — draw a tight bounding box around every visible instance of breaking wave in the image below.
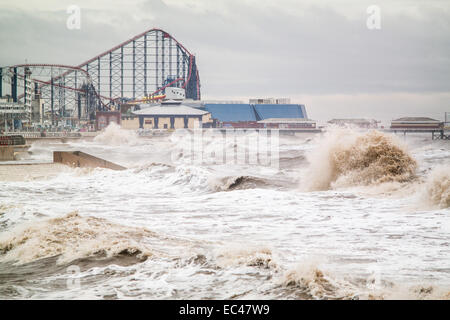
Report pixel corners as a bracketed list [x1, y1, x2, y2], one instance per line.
[305, 129, 417, 191]
[280, 262, 450, 300]
[280, 262, 357, 300]
[164, 165, 212, 192]
[94, 122, 140, 146]
[209, 175, 270, 191]
[423, 165, 450, 208]
[131, 163, 213, 193]
[280, 154, 307, 169]
[133, 163, 273, 193]
[215, 246, 277, 269]
[132, 162, 173, 174]
[0, 212, 156, 265]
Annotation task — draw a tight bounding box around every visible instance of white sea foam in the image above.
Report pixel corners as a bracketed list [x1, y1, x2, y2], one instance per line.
[422, 165, 450, 208]
[94, 122, 140, 146]
[0, 131, 449, 299]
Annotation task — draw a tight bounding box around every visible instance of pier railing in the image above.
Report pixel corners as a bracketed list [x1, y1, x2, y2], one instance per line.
[0, 135, 26, 145]
[390, 128, 449, 140]
[2, 132, 82, 138]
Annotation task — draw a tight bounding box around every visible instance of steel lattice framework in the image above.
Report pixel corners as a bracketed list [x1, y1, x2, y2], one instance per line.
[0, 28, 201, 123]
[1, 64, 99, 124]
[77, 28, 200, 105]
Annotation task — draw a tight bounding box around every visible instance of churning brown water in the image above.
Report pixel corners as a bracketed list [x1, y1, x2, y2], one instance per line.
[0, 127, 449, 299]
[305, 129, 417, 190]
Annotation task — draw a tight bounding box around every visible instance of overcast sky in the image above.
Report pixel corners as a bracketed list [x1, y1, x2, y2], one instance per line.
[1, 0, 449, 124]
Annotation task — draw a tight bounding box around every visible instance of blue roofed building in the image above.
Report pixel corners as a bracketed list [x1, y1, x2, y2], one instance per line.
[195, 103, 308, 122]
[253, 104, 307, 120]
[120, 89, 317, 130]
[166, 95, 317, 130]
[200, 104, 257, 122]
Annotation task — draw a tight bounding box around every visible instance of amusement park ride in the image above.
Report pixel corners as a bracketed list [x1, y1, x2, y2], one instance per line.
[127, 94, 167, 105]
[0, 28, 201, 127]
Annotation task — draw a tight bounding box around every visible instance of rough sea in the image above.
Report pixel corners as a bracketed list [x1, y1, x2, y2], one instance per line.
[0, 124, 449, 299]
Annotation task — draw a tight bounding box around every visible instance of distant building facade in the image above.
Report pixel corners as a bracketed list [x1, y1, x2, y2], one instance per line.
[131, 101, 212, 129]
[117, 92, 313, 130]
[249, 98, 291, 104]
[328, 118, 379, 129]
[220, 118, 318, 131]
[390, 117, 444, 130]
[258, 118, 317, 130]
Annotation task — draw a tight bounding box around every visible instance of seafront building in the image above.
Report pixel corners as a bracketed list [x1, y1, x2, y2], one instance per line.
[390, 117, 444, 130]
[116, 93, 316, 131]
[327, 118, 379, 129]
[131, 100, 213, 129]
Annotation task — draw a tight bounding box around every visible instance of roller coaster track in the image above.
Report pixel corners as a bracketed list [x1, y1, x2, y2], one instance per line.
[1, 28, 201, 123]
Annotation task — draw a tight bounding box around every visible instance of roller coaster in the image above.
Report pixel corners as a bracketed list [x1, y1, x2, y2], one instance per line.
[0, 28, 201, 125]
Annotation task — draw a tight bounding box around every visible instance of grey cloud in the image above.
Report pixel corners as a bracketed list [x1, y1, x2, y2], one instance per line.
[0, 0, 449, 98]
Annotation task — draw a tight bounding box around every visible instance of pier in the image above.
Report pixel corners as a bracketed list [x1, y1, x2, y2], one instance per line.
[390, 117, 449, 140]
[390, 128, 450, 140]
